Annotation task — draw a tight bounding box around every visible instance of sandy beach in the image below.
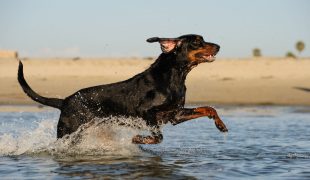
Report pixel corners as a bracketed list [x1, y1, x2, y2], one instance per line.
[0, 57, 310, 107]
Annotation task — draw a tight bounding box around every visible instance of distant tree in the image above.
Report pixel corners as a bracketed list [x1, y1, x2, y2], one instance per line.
[286, 51, 296, 58]
[253, 48, 262, 57]
[296, 41, 305, 55]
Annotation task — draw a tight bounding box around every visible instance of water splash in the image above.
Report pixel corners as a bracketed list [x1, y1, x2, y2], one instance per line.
[0, 116, 155, 157]
[44, 116, 153, 157]
[0, 120, 56, 156]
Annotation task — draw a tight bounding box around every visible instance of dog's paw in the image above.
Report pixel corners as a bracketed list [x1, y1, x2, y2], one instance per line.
[132, 135, 162, 144]
[132, 135, 144, 144]
[215, 118, 228, 132]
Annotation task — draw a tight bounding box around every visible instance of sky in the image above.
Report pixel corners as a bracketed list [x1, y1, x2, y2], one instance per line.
[0, 0, 309, 58]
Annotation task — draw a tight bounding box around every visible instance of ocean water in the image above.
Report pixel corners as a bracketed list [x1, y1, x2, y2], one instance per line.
[0, 105, 309, 179]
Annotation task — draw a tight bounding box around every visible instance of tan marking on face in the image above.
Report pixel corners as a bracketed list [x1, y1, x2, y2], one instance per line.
[187, 44, 219, 63]
[187, 48, 208, 62]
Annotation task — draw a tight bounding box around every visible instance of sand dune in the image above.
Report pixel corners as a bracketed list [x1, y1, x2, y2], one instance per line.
[0, 57, 310, 106]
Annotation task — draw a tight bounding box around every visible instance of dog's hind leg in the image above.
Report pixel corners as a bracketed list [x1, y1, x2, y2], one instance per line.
[170, 107, 228, 132]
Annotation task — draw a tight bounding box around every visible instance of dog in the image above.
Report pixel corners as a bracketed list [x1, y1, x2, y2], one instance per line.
[18, 34, 228, 144]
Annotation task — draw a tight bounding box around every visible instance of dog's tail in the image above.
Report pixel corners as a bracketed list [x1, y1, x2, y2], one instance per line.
[18, 61, 63, 109]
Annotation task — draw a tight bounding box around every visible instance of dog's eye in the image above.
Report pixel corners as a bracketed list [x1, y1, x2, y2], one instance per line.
[191, 40, 202, 48]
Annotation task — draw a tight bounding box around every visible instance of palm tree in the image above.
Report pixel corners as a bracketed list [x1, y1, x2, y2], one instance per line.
[296, 41, 305, 55]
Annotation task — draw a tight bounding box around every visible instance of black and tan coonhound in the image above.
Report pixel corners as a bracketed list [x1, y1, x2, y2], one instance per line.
[18, 34, 228, 144]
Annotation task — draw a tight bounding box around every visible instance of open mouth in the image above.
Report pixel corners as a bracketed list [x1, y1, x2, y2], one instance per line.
[202, 54, 216, 62]
[197, 54, 217, 62]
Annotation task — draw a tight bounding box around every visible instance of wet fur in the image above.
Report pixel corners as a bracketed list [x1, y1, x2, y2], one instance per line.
[18, 34, 228, 143]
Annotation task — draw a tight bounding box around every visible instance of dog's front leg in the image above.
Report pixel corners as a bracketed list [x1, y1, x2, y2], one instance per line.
[171, 107, 228, 132]
[132, 131, 163, 144]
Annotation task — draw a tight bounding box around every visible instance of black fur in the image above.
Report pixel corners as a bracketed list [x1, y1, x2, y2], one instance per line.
[18, 62, 63, 109]
[18, 34, 226, 143]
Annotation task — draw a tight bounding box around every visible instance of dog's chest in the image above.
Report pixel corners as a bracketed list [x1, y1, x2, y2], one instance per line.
[168, 85, 186, 104]
[139, 84, 186, 110]
[155, 84, 186, 108]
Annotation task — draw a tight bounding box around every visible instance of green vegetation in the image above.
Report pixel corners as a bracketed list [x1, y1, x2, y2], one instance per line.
[252, 41, 306, 59]
[296, 41, 305, 55]
[253, 48, 262, 57]
[284, 41, 305, 59]
[286, 52, 296, 58]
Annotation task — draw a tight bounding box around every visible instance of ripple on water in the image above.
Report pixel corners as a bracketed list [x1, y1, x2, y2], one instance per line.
[0, 106, 310, 179]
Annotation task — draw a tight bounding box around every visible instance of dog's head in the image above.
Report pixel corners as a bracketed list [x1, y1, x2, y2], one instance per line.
[147, 34, 220, 65]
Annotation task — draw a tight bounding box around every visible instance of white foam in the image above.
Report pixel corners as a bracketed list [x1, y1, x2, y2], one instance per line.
[0, 120, 56, 156]
[0, 116, 156, 157]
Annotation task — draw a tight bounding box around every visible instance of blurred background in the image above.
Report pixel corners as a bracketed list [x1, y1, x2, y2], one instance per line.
[0, 0, 309, 105]
[0, 0, 309, 58]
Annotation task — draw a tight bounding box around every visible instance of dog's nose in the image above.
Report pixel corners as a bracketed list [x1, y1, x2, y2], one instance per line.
[207, 42, 220, 53]
[215, 44, 220, 52]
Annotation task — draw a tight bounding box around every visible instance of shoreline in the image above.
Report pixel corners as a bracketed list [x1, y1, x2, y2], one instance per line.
[1, 104, 309, 113]
[1, 57, 310, 107]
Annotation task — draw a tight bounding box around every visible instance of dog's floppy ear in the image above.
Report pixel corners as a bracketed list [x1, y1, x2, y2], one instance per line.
[147, 37, 182, 53]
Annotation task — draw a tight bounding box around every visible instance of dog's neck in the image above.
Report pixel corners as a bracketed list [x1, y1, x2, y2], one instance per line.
[149, 53, 190, 87]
